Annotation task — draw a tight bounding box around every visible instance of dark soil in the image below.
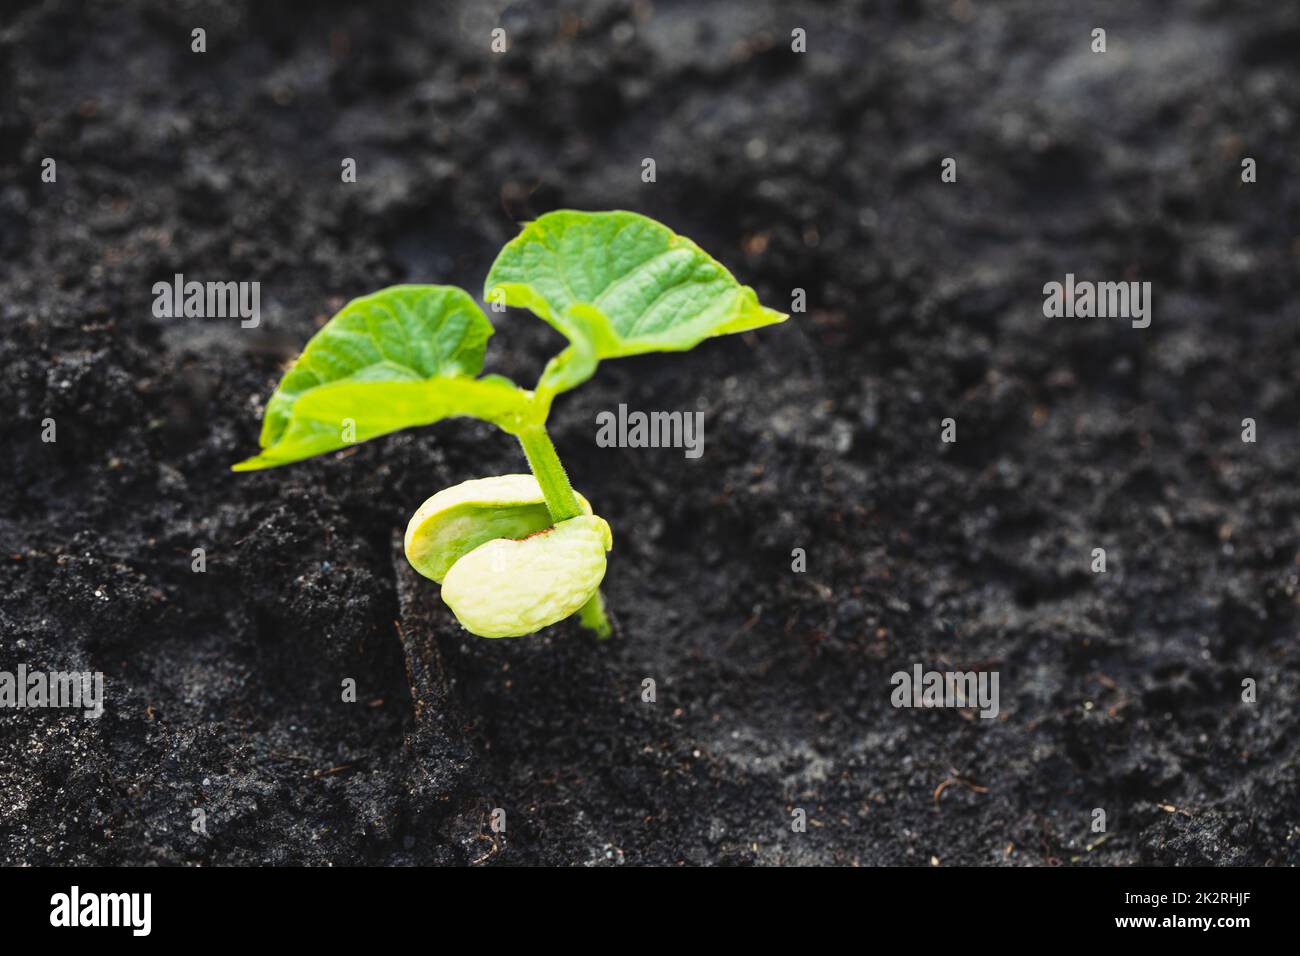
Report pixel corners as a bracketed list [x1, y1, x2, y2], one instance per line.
[2, 0, 1297, 866]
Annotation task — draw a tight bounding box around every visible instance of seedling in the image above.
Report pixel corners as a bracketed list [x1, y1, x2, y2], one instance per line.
[233, 210, 786, 638]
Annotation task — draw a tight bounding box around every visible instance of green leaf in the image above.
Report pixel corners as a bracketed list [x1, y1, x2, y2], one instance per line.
[234, 285, 533, 471]
[234, 375, 532, 471]
[259, 285, 492, 447]
[483, 210, 787, 392]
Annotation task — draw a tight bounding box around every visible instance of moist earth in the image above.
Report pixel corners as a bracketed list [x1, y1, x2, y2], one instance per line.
[1, 0, 1297, 865]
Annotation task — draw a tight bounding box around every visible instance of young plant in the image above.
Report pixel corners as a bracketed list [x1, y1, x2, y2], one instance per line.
[233, 210, 786, 638]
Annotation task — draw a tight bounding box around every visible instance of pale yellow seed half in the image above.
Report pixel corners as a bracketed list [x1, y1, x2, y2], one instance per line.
[441, 514, 613, 638]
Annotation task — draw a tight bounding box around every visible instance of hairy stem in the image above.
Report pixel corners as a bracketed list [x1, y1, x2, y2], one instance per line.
[517, 424, 583, 522]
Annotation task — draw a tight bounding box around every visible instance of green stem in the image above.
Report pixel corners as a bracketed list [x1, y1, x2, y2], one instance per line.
[577, 590, 612, 639]
[517, 424, 583, 523]
[516, 423, 612, 639]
